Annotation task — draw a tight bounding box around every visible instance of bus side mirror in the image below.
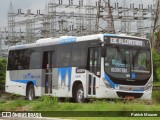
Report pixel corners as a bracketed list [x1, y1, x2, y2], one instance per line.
[101, 46, 106, 57]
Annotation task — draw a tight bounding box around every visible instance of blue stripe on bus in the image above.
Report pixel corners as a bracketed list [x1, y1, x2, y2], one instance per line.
[103, 34, 119, 37]
[11, 80, 36, 86]
[68, 67, 72, 91]
[60, 38, 76, 44]
[104, 74, 118, 89]
[58, 67, 72, 91]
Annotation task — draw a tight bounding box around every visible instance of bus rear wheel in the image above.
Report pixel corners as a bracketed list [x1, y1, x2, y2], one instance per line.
[74, 84, 85, 103]
[26, 84, 35, 100]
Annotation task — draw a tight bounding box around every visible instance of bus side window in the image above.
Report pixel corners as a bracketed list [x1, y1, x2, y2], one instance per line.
[7, 49, 31, 70]
[7, 51, 16, 70]
[29, 52, 41, 69]
[71, 43, 87, 68]
[57, 44, 72, 67]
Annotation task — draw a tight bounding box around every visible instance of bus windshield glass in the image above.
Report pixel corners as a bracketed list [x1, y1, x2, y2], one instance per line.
[104, 36, 151, 80]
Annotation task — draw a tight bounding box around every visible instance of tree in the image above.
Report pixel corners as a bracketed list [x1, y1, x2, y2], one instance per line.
[0, 57, 7, 92]
[152, 49, 160, 82]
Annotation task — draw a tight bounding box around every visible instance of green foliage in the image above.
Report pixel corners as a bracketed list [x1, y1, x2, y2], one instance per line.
[0, 100, 30, 111]
[152, 90, 160, 103]
[33, 95, 59, 110]
[0, 100, 6, 104]
[0, 57, 7, 91]
[38, 95, 58, 104]
[152, 49, 160, 82]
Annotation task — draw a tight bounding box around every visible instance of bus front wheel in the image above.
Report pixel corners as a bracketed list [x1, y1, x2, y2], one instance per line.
[26, 84, 35, 100]
[74, 84, 85, 103]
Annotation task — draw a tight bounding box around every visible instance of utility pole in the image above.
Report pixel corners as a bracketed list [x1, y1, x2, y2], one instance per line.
[96, 0, 115, 33]
[153, 0, 160, 49]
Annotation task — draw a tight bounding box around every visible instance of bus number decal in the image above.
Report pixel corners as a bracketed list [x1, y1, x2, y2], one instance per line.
[76, 68, 85, 73]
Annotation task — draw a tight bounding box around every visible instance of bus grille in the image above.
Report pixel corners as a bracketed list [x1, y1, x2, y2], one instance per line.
[116, 92, 143, 98]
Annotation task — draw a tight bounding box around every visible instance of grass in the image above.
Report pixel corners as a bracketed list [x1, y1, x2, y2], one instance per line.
[0, 99, 30, 111]
[30, 99, 160, 111]
[0, 92, 160, 119]
[153, 81, 160, 86]
[1, 95, 157, 111]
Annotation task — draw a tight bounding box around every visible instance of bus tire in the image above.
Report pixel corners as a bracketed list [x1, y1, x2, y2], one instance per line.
[74, 84, 85, 103]
[26, 84, 35, 100]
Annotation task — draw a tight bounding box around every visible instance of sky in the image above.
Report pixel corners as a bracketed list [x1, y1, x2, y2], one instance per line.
[0, 0, 154, 28]
[0, 0, 47, 27]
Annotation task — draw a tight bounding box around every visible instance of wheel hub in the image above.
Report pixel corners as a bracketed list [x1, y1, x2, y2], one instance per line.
[77, 90, 84, 102]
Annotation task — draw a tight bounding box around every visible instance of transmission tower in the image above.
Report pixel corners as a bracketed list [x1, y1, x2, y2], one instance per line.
[48, 0, 57, 37]
[96, 0, 115, 33]
[136, 4, 144, 36]
[76, 0, 85, 36]
[8, 1, 16, 45]
[120, 0, 131, 34]
[24, 9, 35, 43]
[3, 0, 155, 45]
[85, 0, 95, 35]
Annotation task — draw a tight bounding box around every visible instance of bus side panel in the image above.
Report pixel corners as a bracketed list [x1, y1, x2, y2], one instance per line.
[52, 67, 73, 97]
[5, 71, 26, 96]
[71, 68, 87, 98]
[5, 69, 43, 97]
[52, 67, 87, 97]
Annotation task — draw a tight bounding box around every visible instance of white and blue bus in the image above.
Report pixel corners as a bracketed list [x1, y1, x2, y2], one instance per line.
[5, 34, 153, 102]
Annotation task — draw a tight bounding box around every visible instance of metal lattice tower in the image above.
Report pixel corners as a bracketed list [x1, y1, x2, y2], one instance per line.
[8, 1, 16, 45]
[25, 9, 36, 43]
[136, 3, 144, 36]
[42, 3, 51, 38]
[2, 0, 155, 44]
[85, 0, 95, 35]
[96, 0, 115, 33]
[76, 0, 84, 35]
[48, 0, 57, 37]
[120, 0, 131, 34]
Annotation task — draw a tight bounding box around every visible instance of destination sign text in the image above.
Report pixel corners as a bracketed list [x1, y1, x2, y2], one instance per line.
[110, 38, 143, 46]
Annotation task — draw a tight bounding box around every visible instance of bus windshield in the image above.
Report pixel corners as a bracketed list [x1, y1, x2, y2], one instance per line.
[104, 38, 151, 81]
[104, 46, 151, 80]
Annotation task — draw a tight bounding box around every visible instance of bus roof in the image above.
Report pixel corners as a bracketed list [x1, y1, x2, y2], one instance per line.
[9, 33, 149, 50]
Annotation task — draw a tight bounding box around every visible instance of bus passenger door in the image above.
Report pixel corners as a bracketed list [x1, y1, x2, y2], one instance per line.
[43, 51, 54, 95]
[87, 47, 101, 97]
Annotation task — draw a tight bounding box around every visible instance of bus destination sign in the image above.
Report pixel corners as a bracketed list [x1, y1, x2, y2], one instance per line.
[104, 37, 148, 47]
[110, 38, 144, 46]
